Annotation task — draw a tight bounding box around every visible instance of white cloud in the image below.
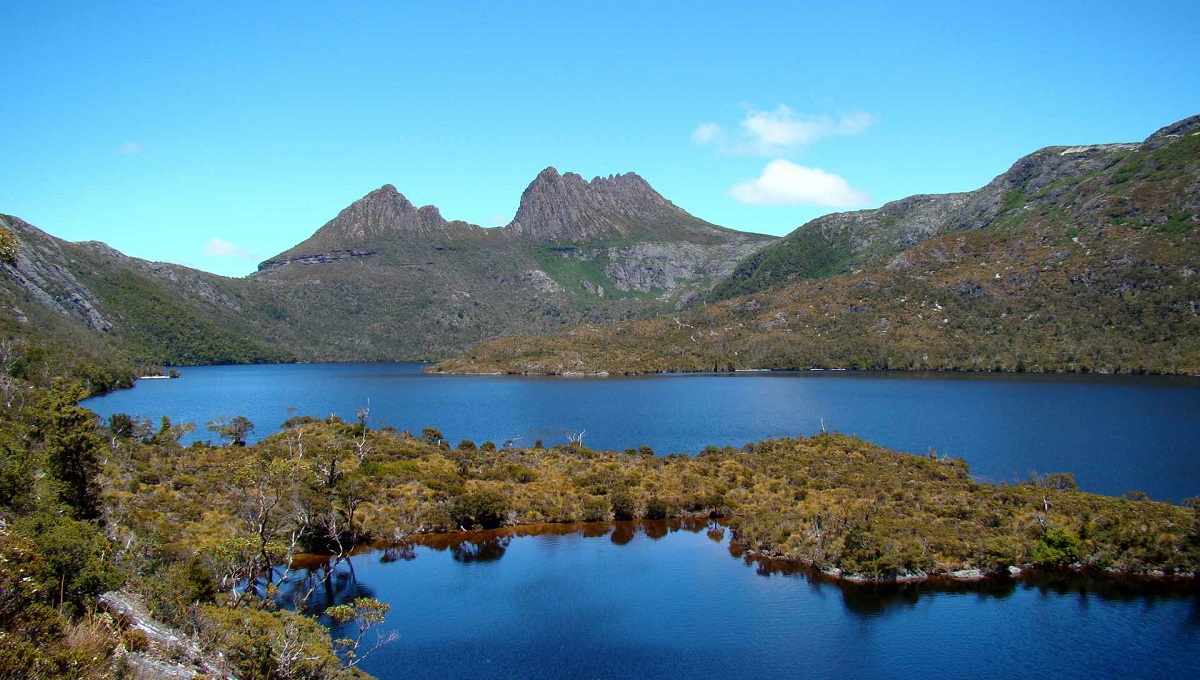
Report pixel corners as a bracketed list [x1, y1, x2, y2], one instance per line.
[728, 159, 871, 208]
[204, 238, 255, 258]
[834, 111, 877, 135]
[694, 106, 877, 155]
[691, 122, 723, 145]
[115, 141, 144, 155]
[741, 106, 828, 150]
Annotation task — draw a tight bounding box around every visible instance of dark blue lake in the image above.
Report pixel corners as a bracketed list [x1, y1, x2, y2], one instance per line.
[82, 362, 1200, 500]
[286, 520, 1200, 680]
[84, 363, 1200, 677]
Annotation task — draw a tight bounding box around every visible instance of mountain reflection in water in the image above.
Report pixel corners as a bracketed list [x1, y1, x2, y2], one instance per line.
[273, 519, 1200, 679]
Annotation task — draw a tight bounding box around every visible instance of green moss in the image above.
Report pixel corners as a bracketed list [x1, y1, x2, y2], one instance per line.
[1159, 212, 1195, 235]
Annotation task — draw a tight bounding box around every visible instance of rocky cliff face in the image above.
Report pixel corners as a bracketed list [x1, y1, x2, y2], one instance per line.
[318, 184, 484, 241]
[1, 216, 113, 331]
[505, 168, 712, 242]
[247, 167, 775, 359]
[265, 184, 488, 268]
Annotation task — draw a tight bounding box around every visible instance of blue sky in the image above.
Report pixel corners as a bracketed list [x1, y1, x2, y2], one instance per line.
[2, 1, 1197, 277]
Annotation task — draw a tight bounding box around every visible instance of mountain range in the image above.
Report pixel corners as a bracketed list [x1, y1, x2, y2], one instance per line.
[0, 166, 773, 385]
[438, 115, 1200, 375]
[3, 116, 1197, 387]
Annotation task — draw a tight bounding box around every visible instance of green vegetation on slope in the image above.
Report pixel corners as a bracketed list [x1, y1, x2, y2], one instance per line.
[105, 417, 1200, 582]
[437, 134, 1200, 376]
[708, 118, 1199, 302]
[2, 365, 1198, 678]
[709, 227, 855, 300]
[77, 270, 293, 365]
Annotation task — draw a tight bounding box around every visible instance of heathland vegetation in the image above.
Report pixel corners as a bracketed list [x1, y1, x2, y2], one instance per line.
[437, 119, 1200, 375]
[1, 116, 1198, 679]
[3, 375, 1197, 677]
[437, 214, 1200, 375]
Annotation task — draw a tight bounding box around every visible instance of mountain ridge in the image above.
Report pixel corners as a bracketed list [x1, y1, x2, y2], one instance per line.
[437, 115, 1200, 375]
[2, 167, 776, 366]
[709, 115, 1200, 302]
[263, 167, 769, 271]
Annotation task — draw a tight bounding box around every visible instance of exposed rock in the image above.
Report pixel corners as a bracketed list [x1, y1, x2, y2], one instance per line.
[258, 248, 378, 271]
[947, 568, 986, 581]
[505, 167, 763, 245]
[316, 184, 484, 242]
[1141, 113, 1200, 151]
[518, 269, 563, 293]
[507, 168, 682, 242]
[0, 216, 112, 331]
[99, 590, 223, 679]
[580, 280, 605, 297]
[600, 241, 765, 293]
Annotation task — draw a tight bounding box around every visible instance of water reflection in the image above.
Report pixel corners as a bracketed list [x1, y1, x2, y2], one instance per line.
[284, 519, 1198, 619]
[379, 544, 417, 563]
[610, 523, 635, 545]
[276, 557, 378, 615]
[273, 519, 1200, 679]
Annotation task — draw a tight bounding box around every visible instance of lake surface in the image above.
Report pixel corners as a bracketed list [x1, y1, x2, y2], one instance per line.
[280, 520, 1200, 680]
[82, 363, 1200, 500]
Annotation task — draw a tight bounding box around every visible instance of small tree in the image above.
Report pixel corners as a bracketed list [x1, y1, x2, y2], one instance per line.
[326, 597, 399, 670]
[421, 427, 444, 446]
[37, 385, 105, 520]
[148, 415, 195, 445]
[208, 415, 255, 447]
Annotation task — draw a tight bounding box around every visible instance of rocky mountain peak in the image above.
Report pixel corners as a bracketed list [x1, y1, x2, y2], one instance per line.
[321, 184, 429, 240]
[307, 184, 485, 245]
[505, 167, 706, 243]
[1142, 114, 1200, 151]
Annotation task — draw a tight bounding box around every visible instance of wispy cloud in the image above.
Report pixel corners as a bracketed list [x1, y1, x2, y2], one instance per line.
[487, 213, 509, 227]
[204, 238, 255, 259]
[690, 122, 723, 145]
[693, 106, 877, 156]
[114, 140, 144, 155]
[728, 159, 871, 208]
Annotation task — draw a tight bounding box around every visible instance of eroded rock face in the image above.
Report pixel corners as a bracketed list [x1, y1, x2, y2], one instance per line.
[0, 216, 112, 331]
[600, 241, 768, 293]
[318, 184, 485, 242]
[519, 269, 563, 294]
[506, 168, 684, 242]
[257, 249, 377, 272]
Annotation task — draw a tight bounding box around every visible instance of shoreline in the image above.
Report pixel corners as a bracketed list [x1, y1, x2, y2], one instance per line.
[289, 517, 1199, 592]
[429, 363, 1200, 378]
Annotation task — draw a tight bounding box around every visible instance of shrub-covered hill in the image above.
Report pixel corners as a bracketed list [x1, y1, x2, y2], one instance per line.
[0, 215, 295, 376]
[436, 120, 1200, 376]
[3, 381, 1197, 678]
[109, 419, 1199, 581]
[709, 114, 1200, 302]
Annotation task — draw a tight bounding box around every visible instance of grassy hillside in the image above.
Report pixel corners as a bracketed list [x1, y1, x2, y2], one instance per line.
[1, 216, 296, 371]
[437, 122, 1200, 375]
[709, 115, 1198, 301]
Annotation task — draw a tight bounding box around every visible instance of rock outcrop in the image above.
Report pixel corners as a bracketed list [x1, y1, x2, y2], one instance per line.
[505, 168, 719, 242]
